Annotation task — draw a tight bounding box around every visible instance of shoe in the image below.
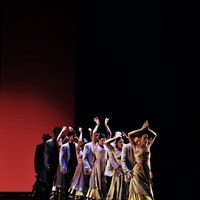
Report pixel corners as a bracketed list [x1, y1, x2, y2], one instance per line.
[68, 194, 74, 199]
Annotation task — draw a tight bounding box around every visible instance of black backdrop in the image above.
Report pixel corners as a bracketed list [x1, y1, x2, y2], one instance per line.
[74, 0, 200, 199]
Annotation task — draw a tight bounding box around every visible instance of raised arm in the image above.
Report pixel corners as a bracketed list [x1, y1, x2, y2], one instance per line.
[104, 117, 112, 139]
[121, 131, 128, 140]
[91, 117, 100, 148]
[147, 125, 157, 147]
[88, 127, 92, 140]
[56, 126, 67, 141]
[76, 127, 83, 152]
[68, 126, 74, 131]
[104, 133, 121, 152]
[128, 121, 148, 150]
[93, 117, 100, 134]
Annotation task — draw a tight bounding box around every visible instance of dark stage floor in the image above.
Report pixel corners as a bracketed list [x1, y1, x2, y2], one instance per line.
[0, 193, 32, 200]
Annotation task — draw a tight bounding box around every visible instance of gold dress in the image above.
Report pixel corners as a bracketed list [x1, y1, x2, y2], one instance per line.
[128, 146, 154, 200]
[86, 144, 107, 200]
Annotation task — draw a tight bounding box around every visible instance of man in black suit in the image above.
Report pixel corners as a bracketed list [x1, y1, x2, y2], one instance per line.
[32, 133, 51, 200]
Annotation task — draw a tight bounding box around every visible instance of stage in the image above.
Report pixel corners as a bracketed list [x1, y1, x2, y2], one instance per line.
[0, 193, 32, 200]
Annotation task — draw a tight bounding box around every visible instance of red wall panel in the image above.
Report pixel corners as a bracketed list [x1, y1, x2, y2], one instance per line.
[0, 0, 75, 192]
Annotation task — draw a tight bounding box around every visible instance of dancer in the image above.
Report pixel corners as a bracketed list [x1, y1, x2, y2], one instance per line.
[104, 132, 126, 200]
[49, 126, 67, 200]
[121, 134, 139, 199]
[86, 117, 107, 200]
[68, 127, 88, 200]
[128, 120, 157, 200]
[82, 128, 99, 196]
[59, 127, 79, 200]
[44, 126, 62, 199]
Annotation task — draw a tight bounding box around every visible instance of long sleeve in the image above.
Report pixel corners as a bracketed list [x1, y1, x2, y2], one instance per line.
[44, 139, 51, 169]
[121, 143, 136, 174]
[34, 144, 44, 174]
[82, 142, 94, 174]
[59, 143, 69, 174]
[108, 147, 119, 170]
[121, 144, 130, 174]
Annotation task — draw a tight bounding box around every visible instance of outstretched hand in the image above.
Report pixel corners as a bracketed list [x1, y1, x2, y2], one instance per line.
[61, 126, 67, 132]
[115, 131, 122, 138]
[68, 126, 74, 131]
[94, 117, 100, 125]
[104, 117, 109, 125]
[141, 120, 149, 130]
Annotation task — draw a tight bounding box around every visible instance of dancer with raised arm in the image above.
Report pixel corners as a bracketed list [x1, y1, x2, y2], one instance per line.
[86, 117, 107, 200]
[104, 131, 126, 200]
[68, 127, 88, 200]
[128, 120, 157, 200]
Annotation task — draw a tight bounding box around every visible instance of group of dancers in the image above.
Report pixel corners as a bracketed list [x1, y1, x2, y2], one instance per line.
[32, 117, 157, 200]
